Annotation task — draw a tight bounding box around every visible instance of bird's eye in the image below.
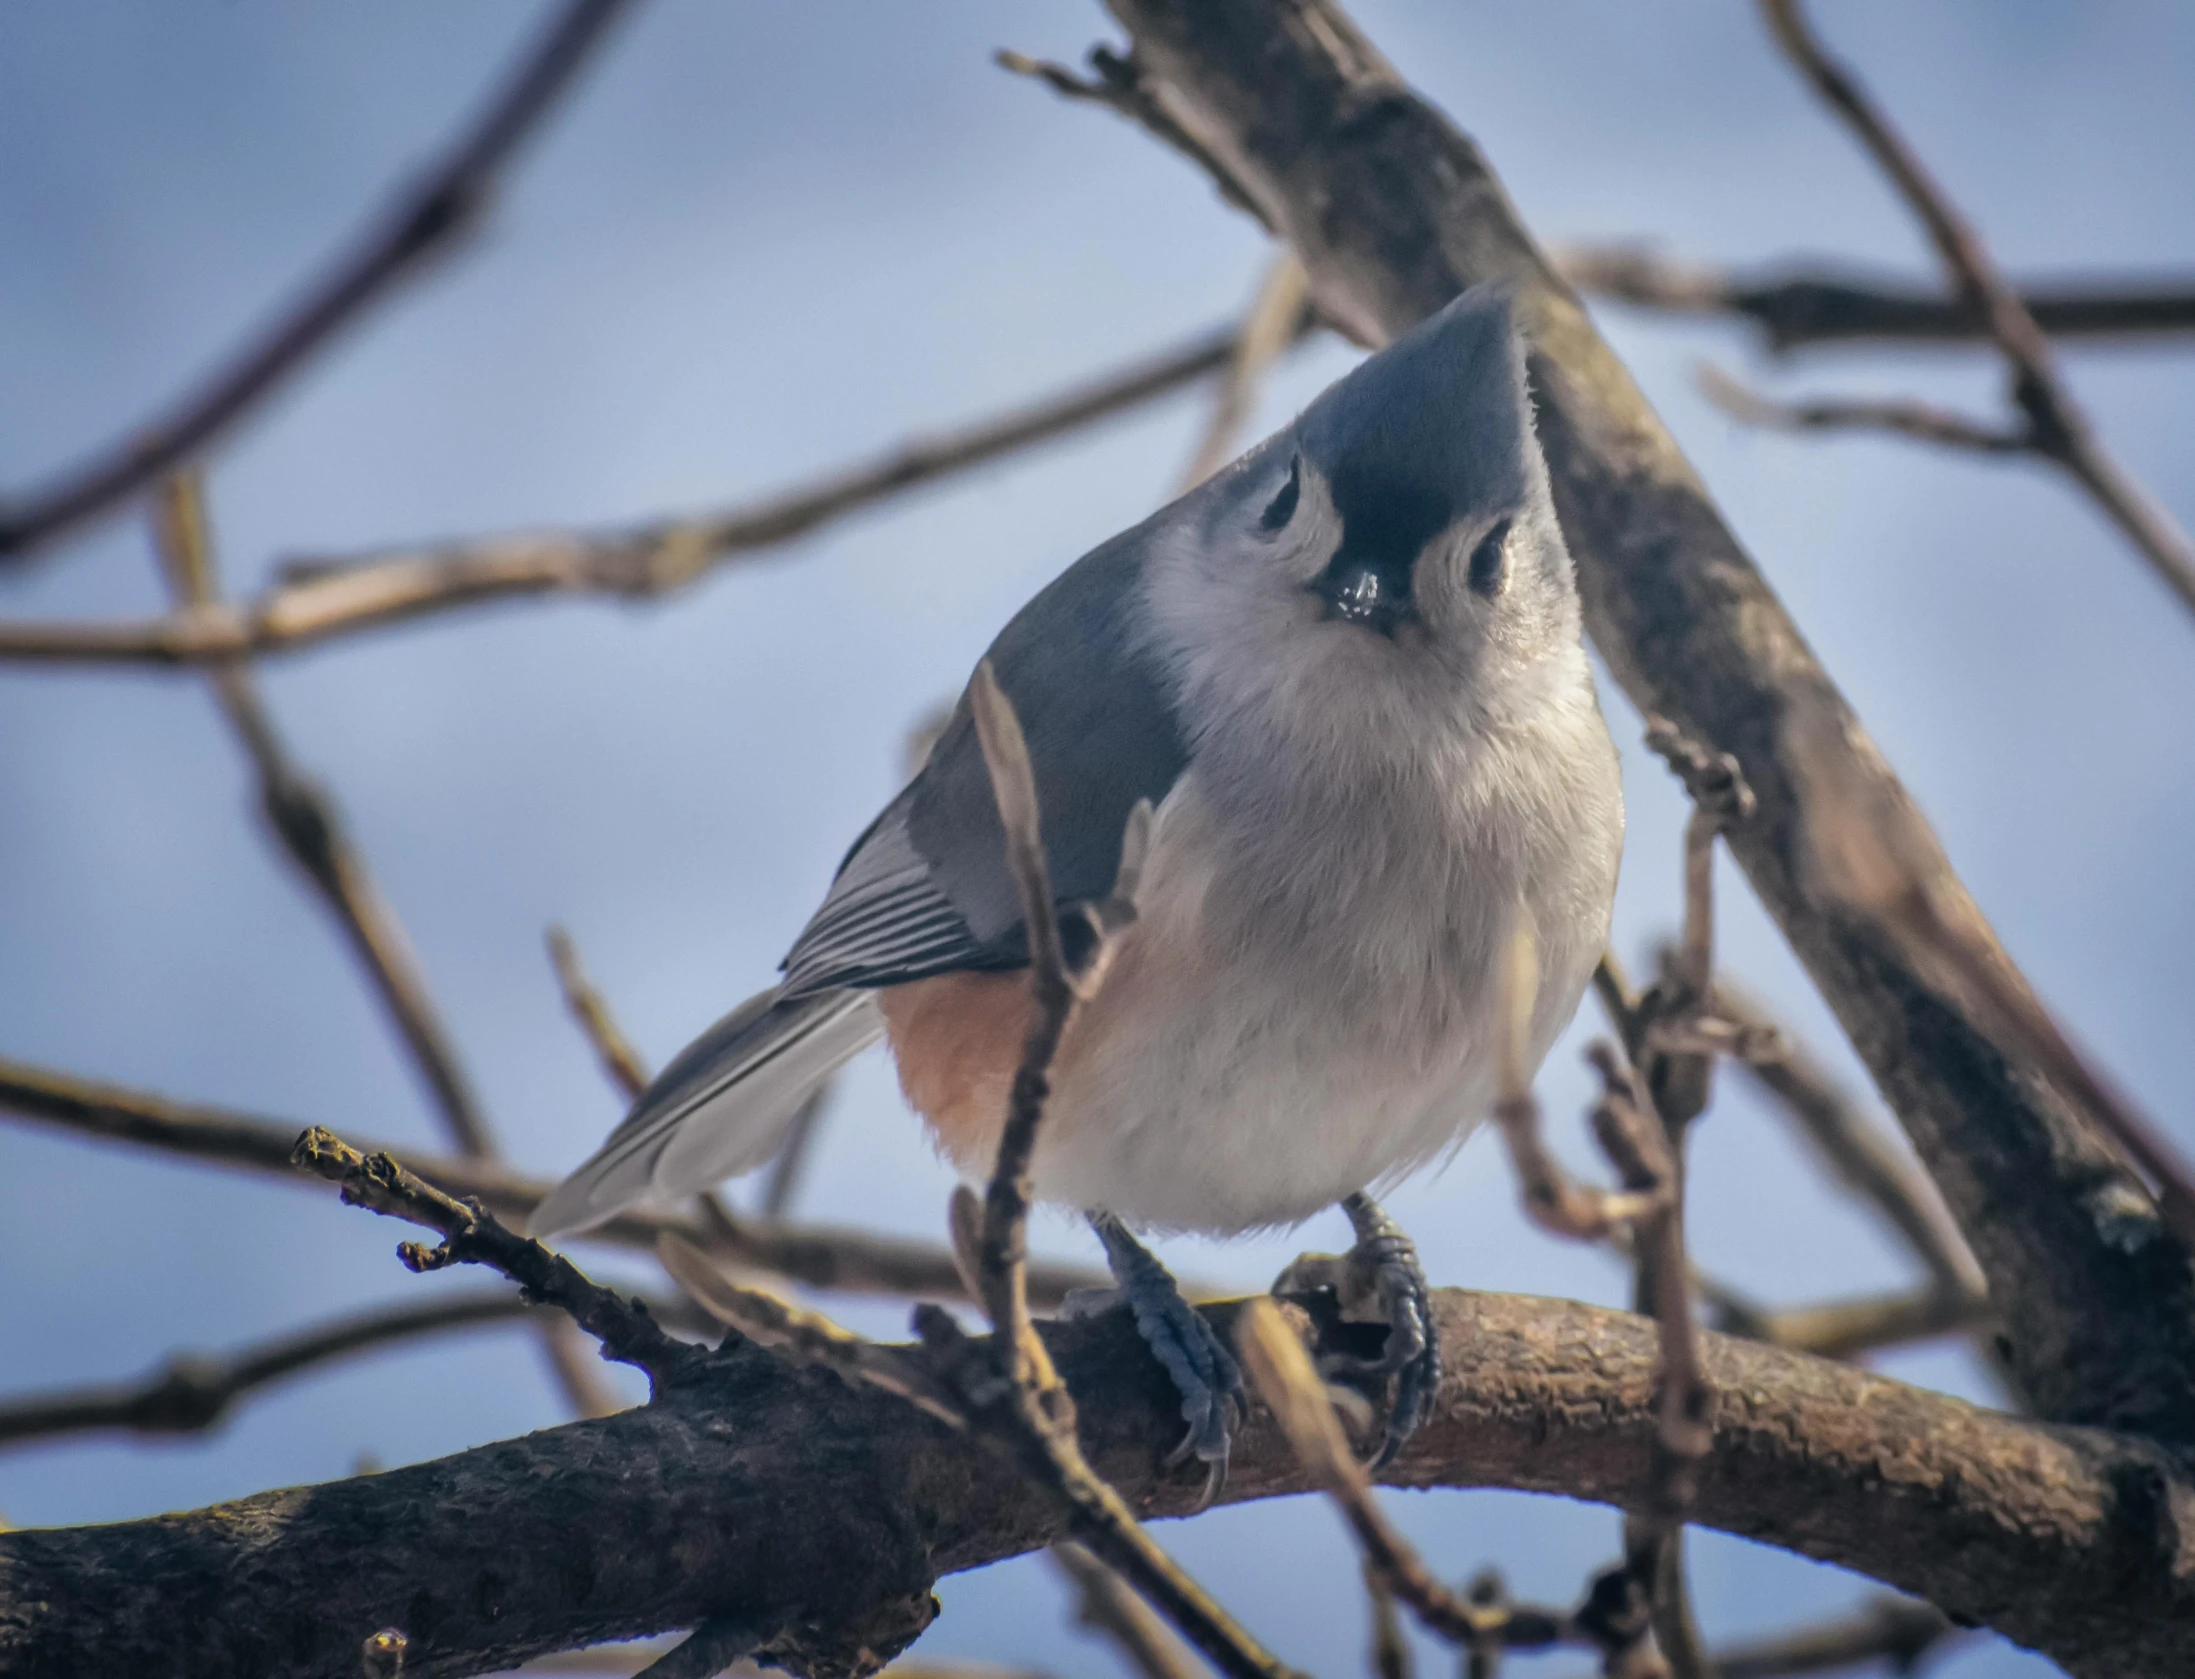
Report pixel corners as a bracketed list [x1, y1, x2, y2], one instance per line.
[1260, 455, 1301, 531]
[1468, 518, 1512, 597]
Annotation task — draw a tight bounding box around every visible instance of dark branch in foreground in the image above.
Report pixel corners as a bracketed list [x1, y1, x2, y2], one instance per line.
[1558, 244, 2195, 352]
[0, 1290, 2184, 1678]
[0, 1054, 1118, 1310]
[288, 1127, 694, 1390]
[1090, 0, 2195, 1453]
[0, 316, 1304, 668]
[0, 0, 640, 563]
[941, 668, 1293, 1679]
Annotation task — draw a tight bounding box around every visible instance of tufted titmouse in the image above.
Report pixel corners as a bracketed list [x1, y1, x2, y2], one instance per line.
[533, 286, 1625, 1473]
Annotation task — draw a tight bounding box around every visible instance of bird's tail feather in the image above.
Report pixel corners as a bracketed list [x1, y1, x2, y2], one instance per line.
[528, 986, 883, 1239]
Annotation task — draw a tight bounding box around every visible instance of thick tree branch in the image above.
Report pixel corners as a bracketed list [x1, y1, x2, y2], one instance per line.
[1557, 245, 2195, 352]
[1090, 0, 2195, 1447]
[0, 1291, 2184, 1678]
[0, 0, 640, 563]
[0, 1055, 1116, 1309]
[0, 317, 1297, 668]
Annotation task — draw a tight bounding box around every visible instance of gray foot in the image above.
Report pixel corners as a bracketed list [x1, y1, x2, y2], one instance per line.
[1089, 1212, 1246, 1505]
[1271, 1191, 1441, 1468]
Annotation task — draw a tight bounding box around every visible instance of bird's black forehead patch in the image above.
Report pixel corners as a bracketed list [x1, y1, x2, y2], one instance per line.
[1328, 456, 1456, 568]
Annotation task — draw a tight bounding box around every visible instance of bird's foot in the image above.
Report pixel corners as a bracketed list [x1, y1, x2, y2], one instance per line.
[1085, 1213, 1245, 1507]
[1272, 1191, 1441, 1468]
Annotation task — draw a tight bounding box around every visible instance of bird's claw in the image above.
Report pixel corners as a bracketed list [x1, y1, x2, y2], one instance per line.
[1089, 1215, 1246, 1507]
[1272, 1193, 1441, 1468]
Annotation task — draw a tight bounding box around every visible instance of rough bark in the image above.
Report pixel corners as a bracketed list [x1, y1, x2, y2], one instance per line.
[1, 1292, 2188, 1679]
[1100, 0, 2195, 1445]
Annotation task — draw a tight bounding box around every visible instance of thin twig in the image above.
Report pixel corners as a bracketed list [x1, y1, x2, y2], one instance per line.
[1178, 252, 1310, 489]
[0, 0, 640, 562]
[1235, 1300, 1593, 1663]
[1547, 1596, 1962, 1679]
[1556, 244, 2195, 351]
[937, 664, 1299, 1679]
[0, 1054, 1123, 1309]
[153, 477, 623, 1418]
[289, 1126, 695, 1387]
[0, 318, 1284, 668]
[1742, 1288, 1995, 1362]
[1758, 0, 2195, 619]
[627, 1616, 763, 1679]
[546, 926, 652, 1102]
[153, 478, 497, 1158]
[1699, 365, 2026, 455]
[1492, 933, 1710, 1677]
[1362, 1560, 1412, 1679]
[656, 1234, 966, 1429]
[1713, 982, 1984, 1301]
[0, 1293, 530, 1449]
[1623, 721, 1755, 1679]
[1049, 1542, 1209, 1679]
[756, 1086, 831, 1219]
[996, 47, 1269, 225]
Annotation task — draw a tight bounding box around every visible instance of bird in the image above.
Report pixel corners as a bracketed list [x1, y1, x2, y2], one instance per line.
[531, 284, 1625, 1480]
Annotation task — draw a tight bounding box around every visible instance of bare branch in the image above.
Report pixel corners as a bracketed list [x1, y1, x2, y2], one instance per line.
[546, 926, 651, 1103]
[1787, 694, 2195, 1253]
[154, 477, 625, 1420]
[0, 1293, 530, 1449]
[0, 319, 1283, 669]
[1178, 252, 1310, 489]
[1699, 364, 2027, 455]
[1558, 244, 2195, 351]
[2, 1285, 2184, 1676]
[1098, 0, 2195, 1450]
[756, 1085, 831, 1220]
[153, 478, 497, 1159]
[995, 47, 1269, 226]
[627, 1617, 763, 1679]
[0, 1053, 1121, 1310]
[0, 0, 640, 563]
[1236, 1299, 1601, 1665]
[1547, 1596, 1964, 1679]
[289, 1126, 693, 1388]
[948, 664, 1295, 1679]
[1714, 981, 1985, 1302]
[656, 1235, 966, 1430]
[1048, 1543, 1208, 1679]
[1758, 0, 2195, 619]
[1743, 1287, 1995, 1363]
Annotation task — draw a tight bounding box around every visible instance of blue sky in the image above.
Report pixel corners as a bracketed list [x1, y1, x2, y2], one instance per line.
[4, 4, 2191, 1674]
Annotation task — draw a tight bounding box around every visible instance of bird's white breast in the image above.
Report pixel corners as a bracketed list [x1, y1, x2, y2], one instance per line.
[1028, 654, 1623, 1234]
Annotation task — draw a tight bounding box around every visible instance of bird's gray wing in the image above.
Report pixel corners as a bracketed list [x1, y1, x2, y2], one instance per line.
[781, 523, 1190, 996]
